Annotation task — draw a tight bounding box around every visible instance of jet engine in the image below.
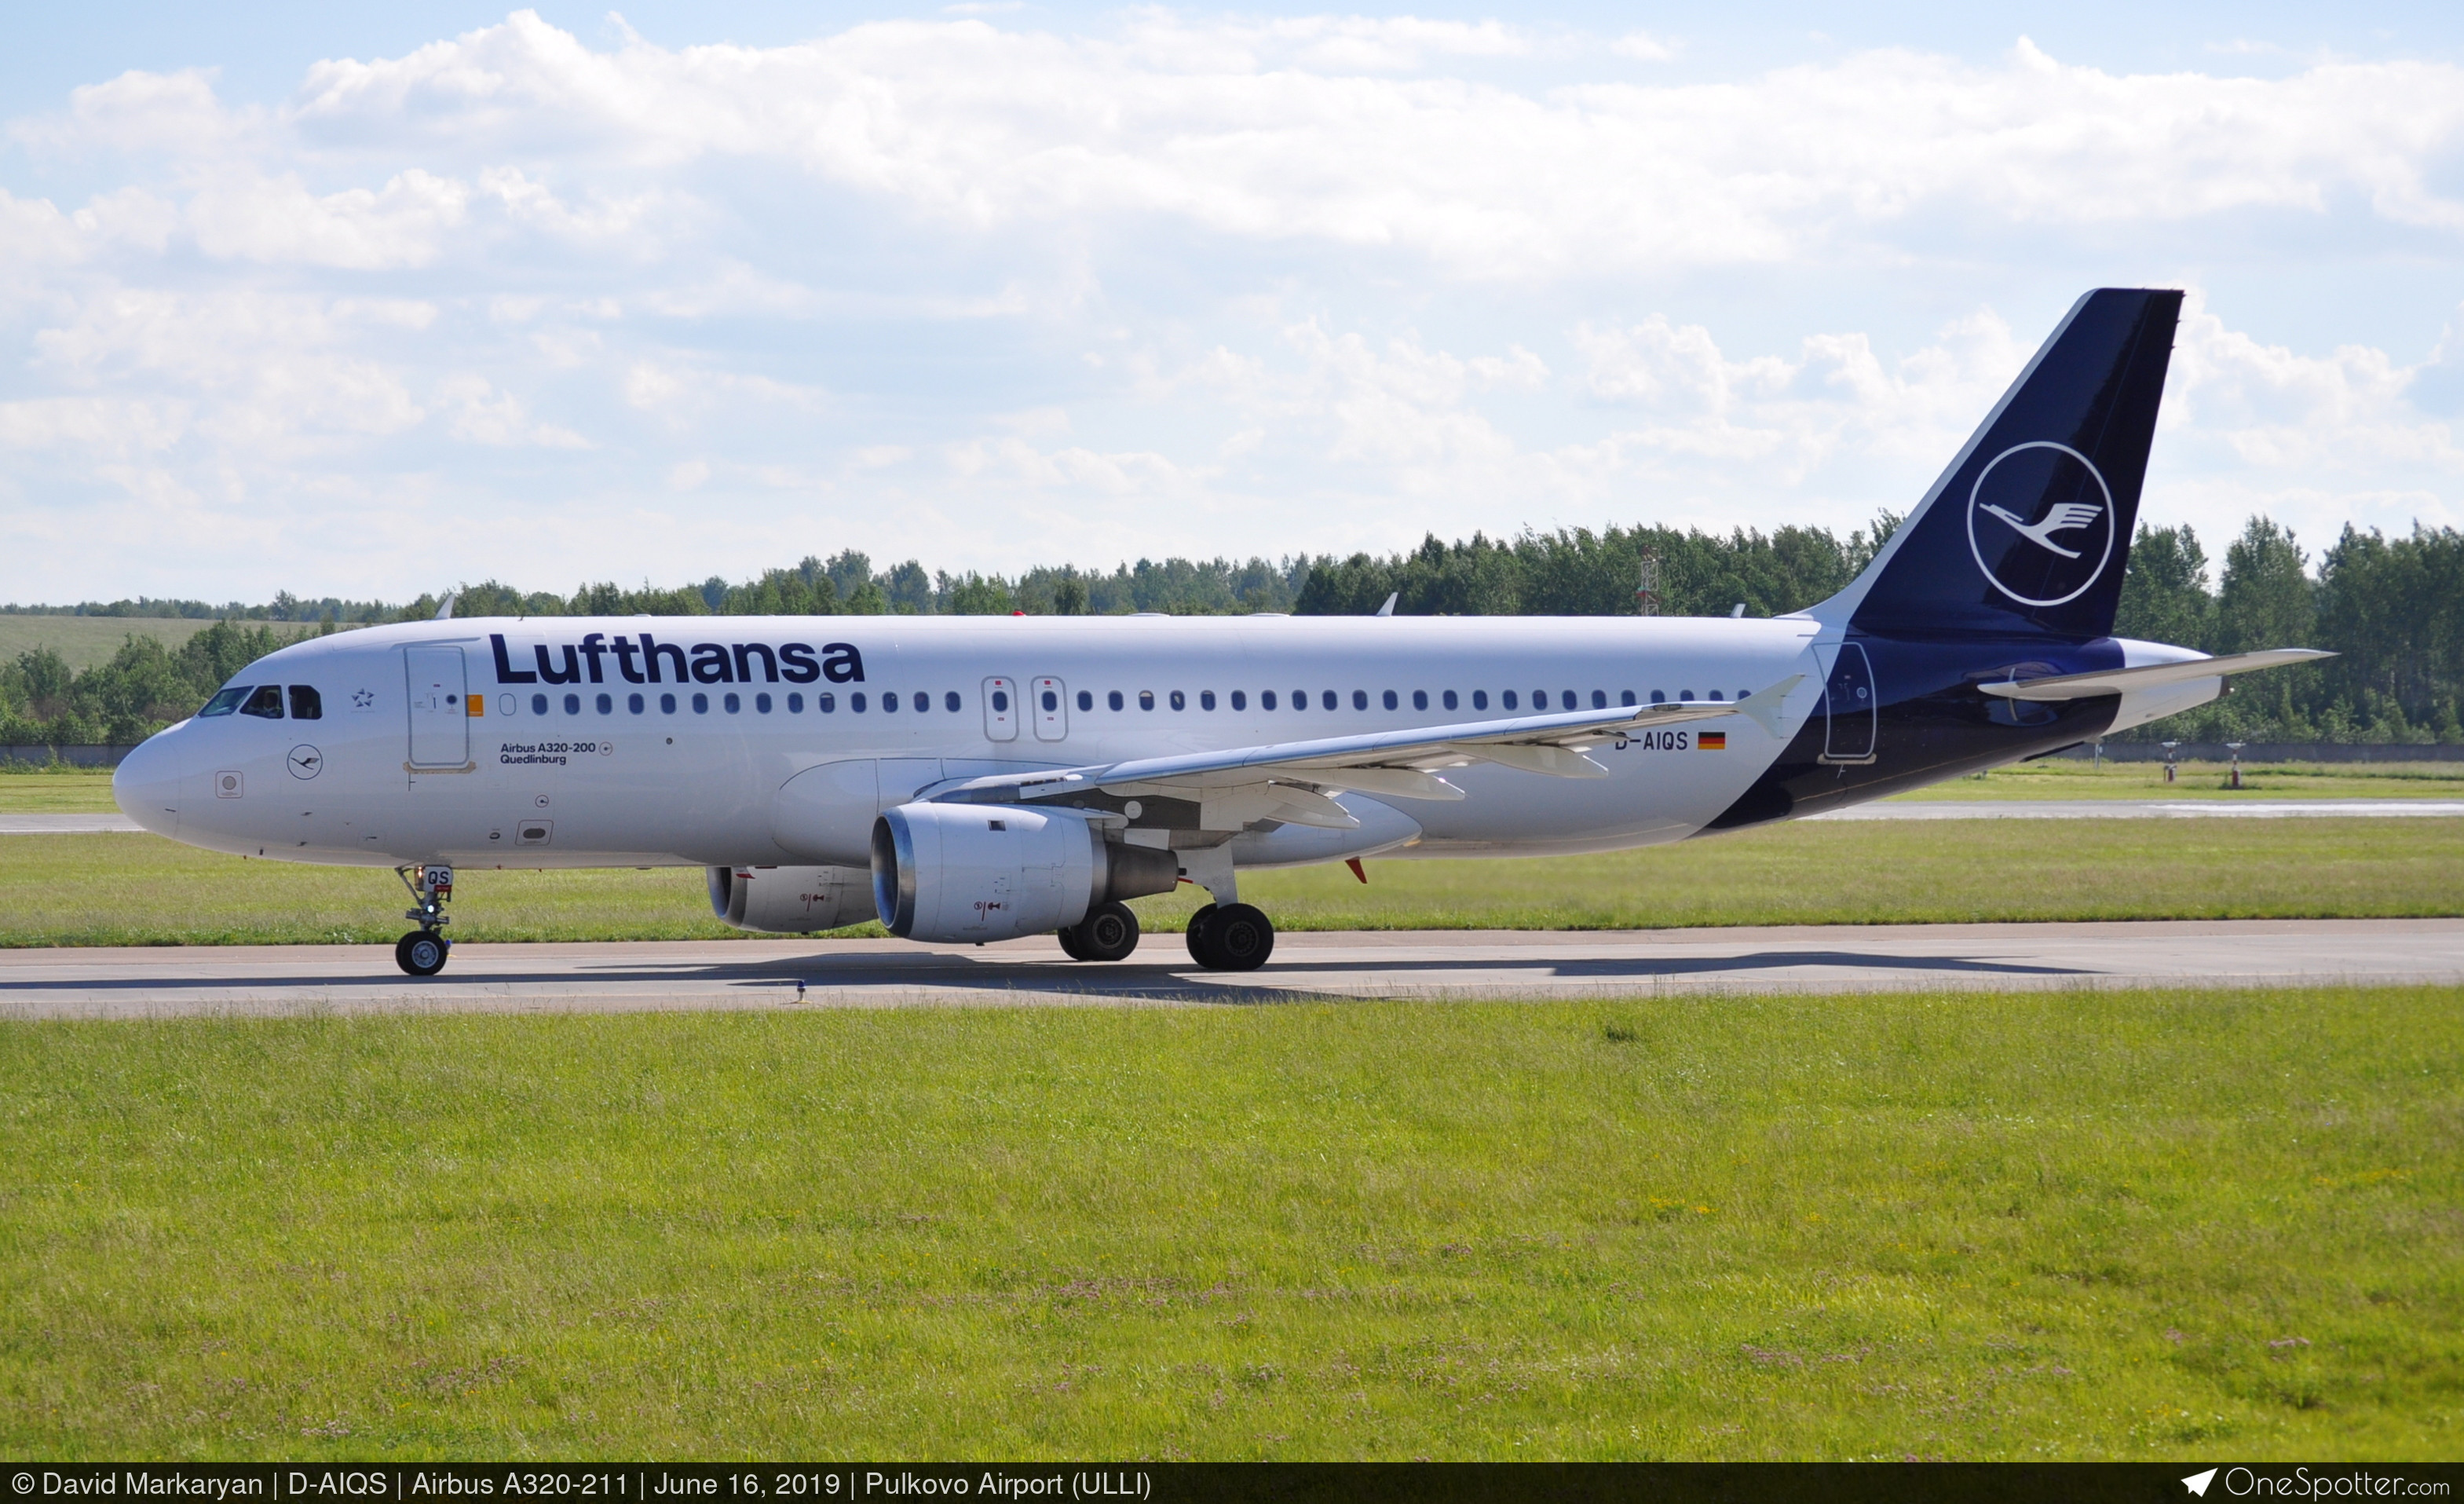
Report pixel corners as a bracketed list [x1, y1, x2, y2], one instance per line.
[707, 864, 878, 934]
[870, 803, 1180, 942]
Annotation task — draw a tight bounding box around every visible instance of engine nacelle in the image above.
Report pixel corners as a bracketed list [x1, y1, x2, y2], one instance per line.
[870, 803, 1181, 942]
[707, 864, 878, 934]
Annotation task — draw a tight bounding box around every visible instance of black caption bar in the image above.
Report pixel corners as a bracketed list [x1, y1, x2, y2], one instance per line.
[6, 1464, 2459, 1504]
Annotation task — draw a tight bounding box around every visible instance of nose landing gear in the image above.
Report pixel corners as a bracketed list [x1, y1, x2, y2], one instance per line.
[393, 864, 455, 976]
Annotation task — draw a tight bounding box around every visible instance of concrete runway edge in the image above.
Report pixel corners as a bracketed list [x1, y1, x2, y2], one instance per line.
[2, 918, 2459, 1018]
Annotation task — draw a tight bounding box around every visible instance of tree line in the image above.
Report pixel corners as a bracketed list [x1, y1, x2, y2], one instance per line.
[5, 516, 2459, 747]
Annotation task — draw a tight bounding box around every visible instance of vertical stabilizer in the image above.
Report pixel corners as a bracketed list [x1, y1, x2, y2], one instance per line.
[1815, 288, 2181, 640]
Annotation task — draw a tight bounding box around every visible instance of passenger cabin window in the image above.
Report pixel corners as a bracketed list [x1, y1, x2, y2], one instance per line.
[945, 691, 962, 712]
[1471, 690, 1487, 710]
[199, 686, 249, 717]
[1261, 691, 1277, 710]
[1412, 690, 1427, 710]
[566, 693, 583, 715]
[1442, 690, 1458, 711]
[1231, 690, 1248, 710]
[1501, 690, 1518, 711]
[1353, 690, 1369, 710]
[1322, 690, 1338, 711]
[287, 686, 323, 719]
[1077, 690, 1094, 712]
[532, 693, 550, 715]
[240, 685, 284, 719]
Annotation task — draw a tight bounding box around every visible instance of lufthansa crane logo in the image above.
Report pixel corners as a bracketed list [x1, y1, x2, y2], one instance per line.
[1965, 441, 2116, 609]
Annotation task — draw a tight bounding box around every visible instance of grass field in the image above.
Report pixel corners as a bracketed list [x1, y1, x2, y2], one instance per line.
[2, 986, 2456, 1460]
[0, 616, 324, 675]
[1896, 759, 2464, 800]
[1, 818, 2460, 946]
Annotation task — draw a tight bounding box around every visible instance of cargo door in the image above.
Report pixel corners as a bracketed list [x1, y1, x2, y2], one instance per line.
[406, 646, 471, 768]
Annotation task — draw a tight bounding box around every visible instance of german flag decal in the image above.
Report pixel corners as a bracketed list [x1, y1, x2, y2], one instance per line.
[1698, 731, 1727, 750]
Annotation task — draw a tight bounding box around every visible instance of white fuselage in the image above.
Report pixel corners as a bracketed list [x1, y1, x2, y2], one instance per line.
[113, 613, 1829, 870]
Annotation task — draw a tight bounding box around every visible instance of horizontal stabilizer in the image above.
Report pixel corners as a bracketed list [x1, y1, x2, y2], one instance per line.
[1978, 649, 2333, 702]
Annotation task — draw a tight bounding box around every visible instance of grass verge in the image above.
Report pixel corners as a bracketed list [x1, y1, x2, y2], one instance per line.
[2, 819, 2459, 946]
[2, 987, 2456, 1459]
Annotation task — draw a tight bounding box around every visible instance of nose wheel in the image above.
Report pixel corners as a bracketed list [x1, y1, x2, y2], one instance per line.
[392, 864, 455, 976]
[395, 930, 449, 976]
[1184, 902, 1274, 971]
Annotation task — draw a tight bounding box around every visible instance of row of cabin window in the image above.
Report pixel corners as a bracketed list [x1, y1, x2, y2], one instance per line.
[496, 685, 1754, 719]
[497, 690, 962, 716]
[197, 685, 322, 719]
[1060, 686, 1753, 713]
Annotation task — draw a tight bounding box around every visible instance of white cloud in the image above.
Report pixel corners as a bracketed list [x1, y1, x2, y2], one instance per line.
[2, 11, 2460, 600]
[435, 373, 589, 447]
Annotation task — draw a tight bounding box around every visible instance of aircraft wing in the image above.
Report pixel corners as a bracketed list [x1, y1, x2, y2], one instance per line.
[1978, 650, 2331, 703]
[927, 675, 1805, 830]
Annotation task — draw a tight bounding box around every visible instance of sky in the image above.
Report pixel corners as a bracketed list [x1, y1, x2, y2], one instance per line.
[2, 1, 2460, 605]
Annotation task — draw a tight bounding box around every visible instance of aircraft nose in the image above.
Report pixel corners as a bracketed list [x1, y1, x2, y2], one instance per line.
[112, 731, 186, 837]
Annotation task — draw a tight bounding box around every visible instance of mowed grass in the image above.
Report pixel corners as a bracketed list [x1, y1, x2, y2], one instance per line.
[0, 770, 125, 811]
[1894, 759, 2464, 800]
[2, 818, 2459, 947]
[0, 616, 324, 675]
[2, 988, 2457, 1459]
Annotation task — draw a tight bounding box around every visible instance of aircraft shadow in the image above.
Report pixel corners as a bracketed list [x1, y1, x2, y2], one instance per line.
[0, 945, 2092, 1008]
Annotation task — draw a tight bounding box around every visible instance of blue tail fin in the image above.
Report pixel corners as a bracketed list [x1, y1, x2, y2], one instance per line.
[1828, 288, 2181, 640]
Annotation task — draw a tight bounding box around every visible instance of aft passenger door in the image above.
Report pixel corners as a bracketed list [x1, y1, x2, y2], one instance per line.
[1820, 642, 1877, 764]
[406, 646, 470, 768]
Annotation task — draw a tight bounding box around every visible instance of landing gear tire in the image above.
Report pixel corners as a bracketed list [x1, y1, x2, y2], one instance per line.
[1186, 902, 1273, 972]
[395, 930, 449, 977]
[1065, 901, 1141, 962]
[1055, 924, 1090, 961]
[1183, 903, 1218, 967]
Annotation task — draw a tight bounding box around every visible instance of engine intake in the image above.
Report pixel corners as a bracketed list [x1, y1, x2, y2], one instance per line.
[871, 803, 1180, 942]
[707, 864, 878, 934]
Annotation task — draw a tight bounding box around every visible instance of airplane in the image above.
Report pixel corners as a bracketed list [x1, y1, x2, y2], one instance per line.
[112, 287, 2329, 977]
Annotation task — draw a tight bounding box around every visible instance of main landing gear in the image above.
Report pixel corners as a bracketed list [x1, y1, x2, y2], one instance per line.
[393, 864, 454, 976]
[1184, 902, 1274, 972]
[1058, 900, 1141, 962]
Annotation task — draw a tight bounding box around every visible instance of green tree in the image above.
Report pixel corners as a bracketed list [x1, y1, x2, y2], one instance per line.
[2115, 522, 2214, 649]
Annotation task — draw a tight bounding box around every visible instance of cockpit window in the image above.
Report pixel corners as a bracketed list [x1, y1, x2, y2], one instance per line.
[198, 686, 250, 717]
[239, 685, 285, 719]
[287, 686, 323, 720]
